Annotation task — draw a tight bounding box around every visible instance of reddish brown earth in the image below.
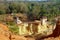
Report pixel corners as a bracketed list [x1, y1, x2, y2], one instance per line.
[42, 20, 60, 40]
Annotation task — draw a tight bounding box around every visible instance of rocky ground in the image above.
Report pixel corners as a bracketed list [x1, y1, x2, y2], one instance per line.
[0, 23, 35, 40]
[0, 20, 60, 40]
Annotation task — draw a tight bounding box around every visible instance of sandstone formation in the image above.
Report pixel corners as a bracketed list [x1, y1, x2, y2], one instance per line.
[17, 18, 56, 37]
[39, 20, 60, 40]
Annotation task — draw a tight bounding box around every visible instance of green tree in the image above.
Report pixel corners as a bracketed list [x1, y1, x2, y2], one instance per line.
[0, 3, 7, 14]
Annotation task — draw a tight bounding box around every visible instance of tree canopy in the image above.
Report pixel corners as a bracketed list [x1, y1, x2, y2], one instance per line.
[0, 1, 60, 21]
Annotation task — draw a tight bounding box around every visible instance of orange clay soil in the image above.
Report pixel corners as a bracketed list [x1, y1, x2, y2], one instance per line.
[0, 23, 9, 31]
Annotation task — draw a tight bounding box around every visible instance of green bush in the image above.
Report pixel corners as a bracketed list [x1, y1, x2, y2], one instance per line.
[9, 24, 19, 34]
[7, 21, 19, 34]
